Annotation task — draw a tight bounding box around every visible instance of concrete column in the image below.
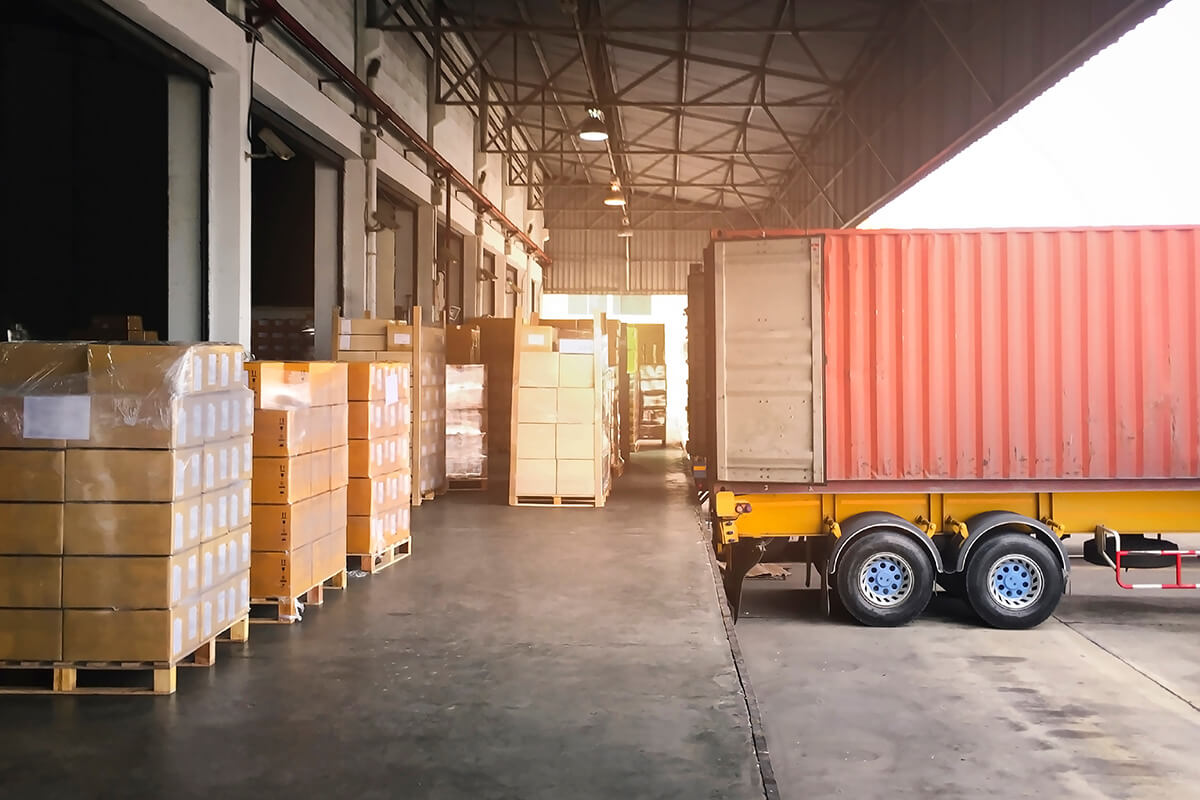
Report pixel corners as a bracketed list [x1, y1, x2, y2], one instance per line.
[415, 203, 437, 320]
[207, 69, 252, 347]
[462, 234, 481, 320]
[314, 162, 340, 357]
[166, 75, 204, 341]
[393, 205, 416, 316]
[342, 159, 367, 317]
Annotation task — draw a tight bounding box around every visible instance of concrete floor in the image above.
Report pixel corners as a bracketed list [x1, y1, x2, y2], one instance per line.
[738, 553, 1200, 799]
[0, 449, 762, 800]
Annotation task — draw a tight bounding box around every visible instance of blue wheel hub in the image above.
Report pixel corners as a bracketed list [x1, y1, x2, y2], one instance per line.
[858, 553, 914, 608]
[986, 554, 1044, 610]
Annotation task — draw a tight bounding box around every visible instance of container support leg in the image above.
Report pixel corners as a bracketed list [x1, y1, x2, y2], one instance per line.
[723, 540, 766, 622]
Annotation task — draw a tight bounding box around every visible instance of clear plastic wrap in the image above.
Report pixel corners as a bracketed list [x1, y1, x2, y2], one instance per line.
[445, 364, 486, 481]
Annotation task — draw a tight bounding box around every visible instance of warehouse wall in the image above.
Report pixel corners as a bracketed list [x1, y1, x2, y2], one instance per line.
[99, 0, 543, 345]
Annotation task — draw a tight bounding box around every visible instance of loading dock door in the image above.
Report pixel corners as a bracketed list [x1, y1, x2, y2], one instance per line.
[712, 237, 825, 484]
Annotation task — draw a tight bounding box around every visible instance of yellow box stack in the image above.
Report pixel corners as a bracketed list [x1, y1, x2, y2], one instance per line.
[246, 361, 349, 619]
[0, 341, 253, 672]
[345, 362, 412, 571]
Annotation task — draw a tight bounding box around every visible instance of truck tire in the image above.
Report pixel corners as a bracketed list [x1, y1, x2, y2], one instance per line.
[835, 532, 935, 627]
[1082, 534, 1180, 569]
[964, 533, 1064, 629]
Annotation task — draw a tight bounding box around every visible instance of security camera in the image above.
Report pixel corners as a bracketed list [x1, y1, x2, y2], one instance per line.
[257, 127, 295, 161]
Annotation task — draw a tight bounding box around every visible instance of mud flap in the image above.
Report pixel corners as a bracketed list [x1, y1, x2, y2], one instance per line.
[722, 540, 766, 622]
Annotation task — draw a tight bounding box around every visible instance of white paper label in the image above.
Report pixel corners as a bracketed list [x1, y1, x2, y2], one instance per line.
[203, 602, 214, 639]
[203, 502, 215, 541]
[172, 564, 184, 604]
[218, 448, 229, 483]
[220, 353, 230, 387]
[176, 408, 187, 447]
[375, 442, 384, 466]
[373, 406, 383, 431]
[229, 493, 239, 528]
[392, 332, 411, 346]
[240, 532, 251, 566]
[207, 354, 217, 386]
[234, 351, 245, 383]
[192, 356, 203, 392]
[217, 592, 227, 627]
[340, 320, 352, 335]
[220, 399, 231, 433]
[228, 447, 239, 484]
[202, 552, 213, 589]
[188, 606, 198, 641]
[217, 542, 229, 579]
[243, 441, 252, 475]
[338, 335, 350, 350]
[205, 403, 216, 439]
[173, 619, 183, 656]
[385, 375, 400, 406]
[189, 506, 200, 543]
[188, 553, 199, 592]
[242, 487, 251, 517]
[526, 333, 545, 346]
[218, 495, 229, 530]
[173, 512, 184, 551]
[204, 454, 215, 491]
[23, 396, 90, 440]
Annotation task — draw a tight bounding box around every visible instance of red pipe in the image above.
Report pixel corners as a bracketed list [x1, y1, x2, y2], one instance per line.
[250, 0, 550, 264]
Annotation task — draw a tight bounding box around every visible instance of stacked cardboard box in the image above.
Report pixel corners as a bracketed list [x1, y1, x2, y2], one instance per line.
[252, 309, 316, 361]
[246, 362, 349, 603]
[446, 365, 487, 483]
[71, 314, 160, 342]
[345, 362, 412, 558]
[0, 341, 252, 663]
[416, 337, 447, 498]
[511, 328, 606, 503]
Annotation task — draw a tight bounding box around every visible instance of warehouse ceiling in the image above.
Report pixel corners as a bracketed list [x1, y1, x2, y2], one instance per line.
[375, 0, 1166, 235]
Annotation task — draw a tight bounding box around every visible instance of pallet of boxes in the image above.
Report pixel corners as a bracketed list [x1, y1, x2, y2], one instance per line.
[333, 308, 444, 506]
[446, 364, 487, 490]
[0, 341, 252, 696]
[510, 317, 610, 507]
[246, 362, 349, 623]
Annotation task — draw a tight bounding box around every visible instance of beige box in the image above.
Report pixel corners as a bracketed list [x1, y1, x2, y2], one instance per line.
[63, 604, 201, 663]
[250, 546, 313, 599]
[556, 424, 596, 460]
[281, 362, 348, 407]
[329, 485, 348, 533]
[201, 530, 244, 591]
[330, 445, 349, 489]
[517, 388, 557, 424]
[65, 448, 202, 502]
[65, 498, 201, 555]
[336, 351, 377, 363]
[0, 609, 63, 661]
[518, 326, 555, 352]
[202, 441, 233, 492]
[0, 449, 65, 502]
[516, 424, 556, 459]
[0, 503, 64, 555]
[252, 454, 313, 504]
[251, 495, 323, 551]
[253, 408, 310, 456]
[556, 459, 596, 497]
[519, 352, 559, 388]
[514, 459, 556, 495]
[556, 388, 595, 424]
[246, 361, 312, 409]
[385, 323, 414, 351]
[232, 483, 252, 530]
[310, 447, 332, 495]
[83, 394, 196, 449]
[349, 401, 390, 440]
[330, 404, 349, 447]
[62, 549, 199, 609]
[558, 354, 595, 388]
[339, 334, 387, 353]
[339, 318, 389, 336]
[312, 528, 346, 584]
[308, 405, 334, 453]
[0, 556, 61, 607]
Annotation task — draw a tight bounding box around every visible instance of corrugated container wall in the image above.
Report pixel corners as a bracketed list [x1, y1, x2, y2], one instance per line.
[823, 227, 1200, 483]
[545, 229, 701, 294]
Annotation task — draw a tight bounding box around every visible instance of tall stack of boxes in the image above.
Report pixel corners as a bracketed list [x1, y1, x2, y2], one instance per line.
[415, 329, 447, 498]
[248, 362, 349, 604]
[346, 363, 412, 559]
[446, 364, 486, 485]
[0, 341, 252, 663]
[512, 326, 606, 502]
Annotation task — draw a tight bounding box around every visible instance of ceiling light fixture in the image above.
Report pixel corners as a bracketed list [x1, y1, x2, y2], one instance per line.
[603, 178, 626, 207]
[578, 107, 609, 142]
[617, 217, 633, 238]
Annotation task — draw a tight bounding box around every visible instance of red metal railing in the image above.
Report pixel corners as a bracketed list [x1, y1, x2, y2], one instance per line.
[1115, 549, 1200, 590]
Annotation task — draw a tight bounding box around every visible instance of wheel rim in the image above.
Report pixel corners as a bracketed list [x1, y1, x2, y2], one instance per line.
[987, 554, 1044, 610]
[858, 553, 914, 608]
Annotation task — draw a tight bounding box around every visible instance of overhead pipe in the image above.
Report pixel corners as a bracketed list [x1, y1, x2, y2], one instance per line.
[248, 0, 550, 265]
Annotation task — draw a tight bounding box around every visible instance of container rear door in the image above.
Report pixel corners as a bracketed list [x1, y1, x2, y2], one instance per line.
[713, 236, 824, 483]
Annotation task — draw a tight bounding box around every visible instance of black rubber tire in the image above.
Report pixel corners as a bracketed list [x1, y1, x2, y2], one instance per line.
[835, 532, 935, 627]
[1082, 534, 1180, 569]
[965, 533, 1064, 630]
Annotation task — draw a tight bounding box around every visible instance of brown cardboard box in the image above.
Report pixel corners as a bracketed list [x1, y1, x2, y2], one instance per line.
[514, 459, 556, 495]
[234, 437, 253, 482]
[0, 341, 88, 390]
[201, 488, 233, 542]
[556, 424, 596, 460]
[312, 527, 346, 582]
[518, 326, 555, 352]
[201, 530, 243, 591]
[65, 448, 202, 502]
[519, 352, 559, 388]
[385, 323, 414, 351]
[339, 318, 390, 337]
[252, 453, 313, 504]
[63, 603, 201, 663]
[517, 388, 557, 424]
[308, 405, 333, 452]
[0, 503, 64, 555]
[64, 498, 201, 555]
[330, 444, 349, 489]
[557, 459, 596, 497]
[199, 345, 245, 392]
[347, 363, 392, 401]
[81, 394, 195, 449]
[516, 424, 556, 460]
[396, 506, 411, 541]
[0, 609, 63, 661]
[338, 334, 387, 353]
[202, 441, 233, 492]
[556, 388, 595, 424]
[253, 408, 310, 456]
[251, 495, 323, 552]
[0, 449, 65, 502]
[246, 361, 312, 409]
[336, 351, 378, 363]
[232, 482, 252, 530]
[282, 362, 348, 407]
[310, 447, 332, 495]
[0, 556, 61, 607]
[346, 514, 383, 556]
[558, 354, 595, 388]
[231, 526, 251, 574]
[309, 492, 332, 538]
[348, 438, 393, 478]
[0, 396, 74, 448]
[330, 403, 349, 447]
[329, 485, 348, 533]
[348, 401, 393, 440]
[86, 343, 200, 396]
[250, 546, 314, 599]
[347, 475, 390, 516]
[63, 549, 200, 609]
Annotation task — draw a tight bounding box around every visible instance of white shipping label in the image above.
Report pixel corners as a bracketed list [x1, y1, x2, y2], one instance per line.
[204, 454, 215, 491]
[338, 335, 350, 350]
[242, 487, 251, 517]
[240, 532, 251, 567]
[220, 399, 231, 433]
[173, 619, 183, 657]
[234, 351, 245, 382]
[203, 502, 215, 541]
[218, 495, 229, 529]
[188, 554, 199, 592]
[340, 320, 352, 335]
[203, 602, 214, 639]
[229, 447, 239, 484]
[191, 406, 203, 441]
[208, 354, 217, 386]
[205, 403, 216, 439]
[189, 606, 198, 642]
[217, 542, 229, 579]
[217, 592, 227, 627]
[202, 552, 213, 589]
[373, 406, 383, 432]
[176, 408, 187, 447]
[375, 442, 384, 466]
[385, 374, 400, 406]
[219, 448, 229, 482]
[239, 578, 250, 610]
[220, 353, 230, 387]
[190, 506, 200, 543]
[229, 493, 239, 528]
[23, 396, 90, 440]
[192, 356, 203, 392]
[392, 331, 411, 346]
[526, 333, 545, 346]
[173, 564, 184, 604]
[173, 512, 184, 552]
[243, 441, 252, 474]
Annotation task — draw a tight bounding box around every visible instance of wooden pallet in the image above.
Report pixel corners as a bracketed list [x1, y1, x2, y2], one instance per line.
[348, 537, 412, 574]
[0, 616, 250, 696]
[250, 569, 347, 624]
[513, 494, 603, 508]
[448, 477, 488, 491]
